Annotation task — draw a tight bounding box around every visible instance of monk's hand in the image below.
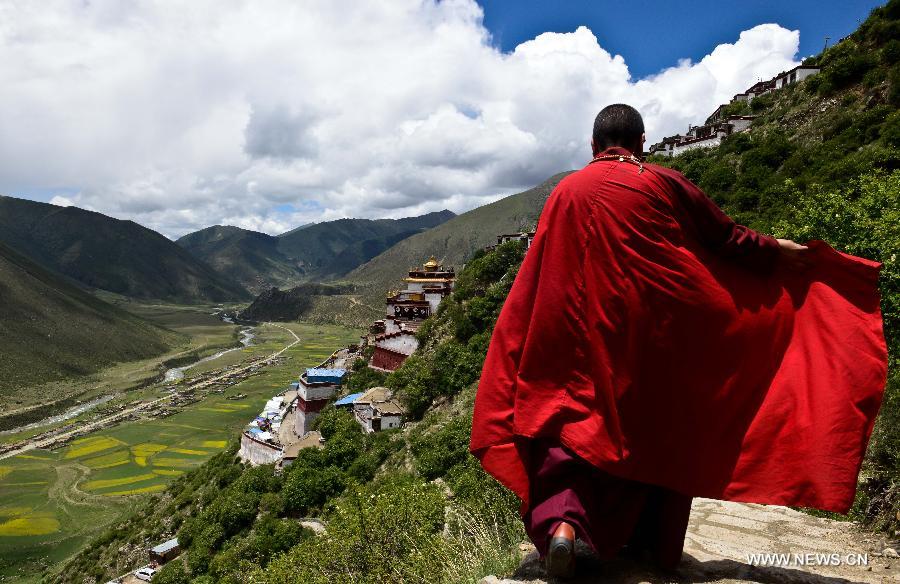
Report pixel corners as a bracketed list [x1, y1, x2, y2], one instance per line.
[776, 238, 811, 269]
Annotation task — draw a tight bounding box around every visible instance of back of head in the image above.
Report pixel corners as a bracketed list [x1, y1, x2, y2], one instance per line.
[592, 104, 644, 155]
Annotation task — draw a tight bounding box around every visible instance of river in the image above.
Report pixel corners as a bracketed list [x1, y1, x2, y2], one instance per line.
[163, 326, 255, 382]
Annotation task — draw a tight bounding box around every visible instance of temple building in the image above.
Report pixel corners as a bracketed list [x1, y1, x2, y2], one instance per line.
[370, 329, 419, 371]
[484, 231, 537, 252]
[649, 65, 819, 158]
[649, 116, 754, 157]
[369, 256, 455, 372]
[293, 367, 346, 435]
[385, 255, 455, 328]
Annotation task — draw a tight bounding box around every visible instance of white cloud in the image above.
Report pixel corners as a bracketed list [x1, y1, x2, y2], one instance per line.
[0, 1, 800, 238]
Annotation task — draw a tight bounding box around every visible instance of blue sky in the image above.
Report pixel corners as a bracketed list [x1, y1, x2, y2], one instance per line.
[478, 0, 883, 79]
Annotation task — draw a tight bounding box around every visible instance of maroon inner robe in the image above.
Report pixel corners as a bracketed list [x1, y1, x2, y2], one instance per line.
[522, 437, 693, 571]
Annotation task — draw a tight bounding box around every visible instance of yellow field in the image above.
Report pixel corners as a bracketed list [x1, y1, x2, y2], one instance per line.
[81, 473, 158, 491]
[0, 512, 60, 536]
[14, 454, 52, 461]
[103, 484, 167, 497]
[169, 448, 207, 456]
[131, 443, 167, 466]
[64, 436, 126, 459]
[82, 449, 131, 469]
[0, 507, 32, 518]
[201, 440, 227, 448]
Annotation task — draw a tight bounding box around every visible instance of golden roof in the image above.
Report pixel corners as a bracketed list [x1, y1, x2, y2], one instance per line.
[423, 255, 439, 269]
[403, 277, 453, 283]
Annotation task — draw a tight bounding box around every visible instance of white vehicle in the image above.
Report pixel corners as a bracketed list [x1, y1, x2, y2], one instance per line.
[134, 566, 157, 581]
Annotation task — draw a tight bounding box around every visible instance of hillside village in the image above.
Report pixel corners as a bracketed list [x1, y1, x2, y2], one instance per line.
[649, 64, 821, 157]
[237, 235, 536, 469]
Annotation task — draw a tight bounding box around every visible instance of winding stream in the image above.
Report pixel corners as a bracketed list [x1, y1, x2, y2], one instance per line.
[0, 395, 116, 435]
[163, 326, 255, 382]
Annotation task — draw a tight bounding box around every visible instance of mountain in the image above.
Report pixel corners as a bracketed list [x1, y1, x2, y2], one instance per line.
[177, 210, 456, 294]
[342, 173, 571, 307]
[176, 226, 299, 295]
[275, 210, 456, 278]
[239, 283, 354, 322]
[0, 240, 176, 397]
[0, 196, 247, 303]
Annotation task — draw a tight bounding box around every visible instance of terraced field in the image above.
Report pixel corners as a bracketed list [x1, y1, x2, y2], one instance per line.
[0, 320, 362, 583]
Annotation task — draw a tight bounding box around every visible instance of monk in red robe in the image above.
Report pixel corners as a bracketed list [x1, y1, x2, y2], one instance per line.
[469, 104, 888, 578]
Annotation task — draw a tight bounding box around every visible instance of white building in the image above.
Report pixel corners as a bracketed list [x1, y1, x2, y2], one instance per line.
[649, 65, 819, 158]
[774, 65, 820, 89]
[352, 386, 405, 433]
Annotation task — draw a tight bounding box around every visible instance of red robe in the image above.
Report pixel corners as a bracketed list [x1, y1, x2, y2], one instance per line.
[470, 146, 888, 514]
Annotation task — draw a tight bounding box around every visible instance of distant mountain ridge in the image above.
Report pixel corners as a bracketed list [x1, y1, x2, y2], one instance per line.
[177, 210, 456, 294]
[0, 195, 247, 303]
[175, 226, 297, 296]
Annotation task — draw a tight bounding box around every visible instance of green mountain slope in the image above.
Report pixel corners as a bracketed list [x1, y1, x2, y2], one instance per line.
[0, 196, 247, 302]
[341, 173, 571, 308]
[275, 210, 457, 277]
[177, 211, 456, 294]
[0, 241, 175, 396]
[176, 226, 299, 295]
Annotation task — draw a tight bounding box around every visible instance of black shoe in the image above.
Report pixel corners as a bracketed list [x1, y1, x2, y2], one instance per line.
[545, 522, 575, 579]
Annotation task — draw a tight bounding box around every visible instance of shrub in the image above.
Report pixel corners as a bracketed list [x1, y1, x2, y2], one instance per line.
[281, 465, 345, 515]
[253, 475, 446, 584]
[411, 416, 472, 480]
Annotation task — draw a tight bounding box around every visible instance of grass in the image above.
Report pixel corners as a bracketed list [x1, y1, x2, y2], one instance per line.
[0, 243, 178, 409]
[0, 319, 362, 583]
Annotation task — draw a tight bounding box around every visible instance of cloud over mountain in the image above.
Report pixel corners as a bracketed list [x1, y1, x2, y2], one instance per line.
[0, 0, 800, 237]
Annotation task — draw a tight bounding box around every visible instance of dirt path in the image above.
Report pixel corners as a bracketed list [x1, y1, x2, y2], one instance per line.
[486, 498, 899, 583]
[0, 323, 300, 461]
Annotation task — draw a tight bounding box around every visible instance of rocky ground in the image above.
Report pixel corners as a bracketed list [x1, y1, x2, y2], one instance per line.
[483, 498, 900, 584]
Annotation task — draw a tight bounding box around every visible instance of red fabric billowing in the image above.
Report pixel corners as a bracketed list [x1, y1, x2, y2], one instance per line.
[469, 148, 888, 514]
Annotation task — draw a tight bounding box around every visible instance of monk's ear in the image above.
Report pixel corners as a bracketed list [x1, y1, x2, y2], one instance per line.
[591, 137, 597, 156]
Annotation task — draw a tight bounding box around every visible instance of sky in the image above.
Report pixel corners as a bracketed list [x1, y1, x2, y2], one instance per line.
[0, 0, 884, 239]
[480, 1, 883, 79]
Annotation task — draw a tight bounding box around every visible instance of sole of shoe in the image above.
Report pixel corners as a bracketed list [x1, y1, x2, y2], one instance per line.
[545, 536, 575, 579]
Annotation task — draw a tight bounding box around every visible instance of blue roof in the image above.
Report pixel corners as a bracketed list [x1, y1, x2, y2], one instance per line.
[306, 368, 346, 377]
[333, 392, 364, 406]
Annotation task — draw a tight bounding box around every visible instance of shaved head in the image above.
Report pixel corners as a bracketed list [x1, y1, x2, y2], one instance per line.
[592, 104, 645, 156]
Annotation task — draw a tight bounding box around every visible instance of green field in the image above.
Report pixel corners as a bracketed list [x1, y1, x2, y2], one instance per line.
[0, 320, 362, 583]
